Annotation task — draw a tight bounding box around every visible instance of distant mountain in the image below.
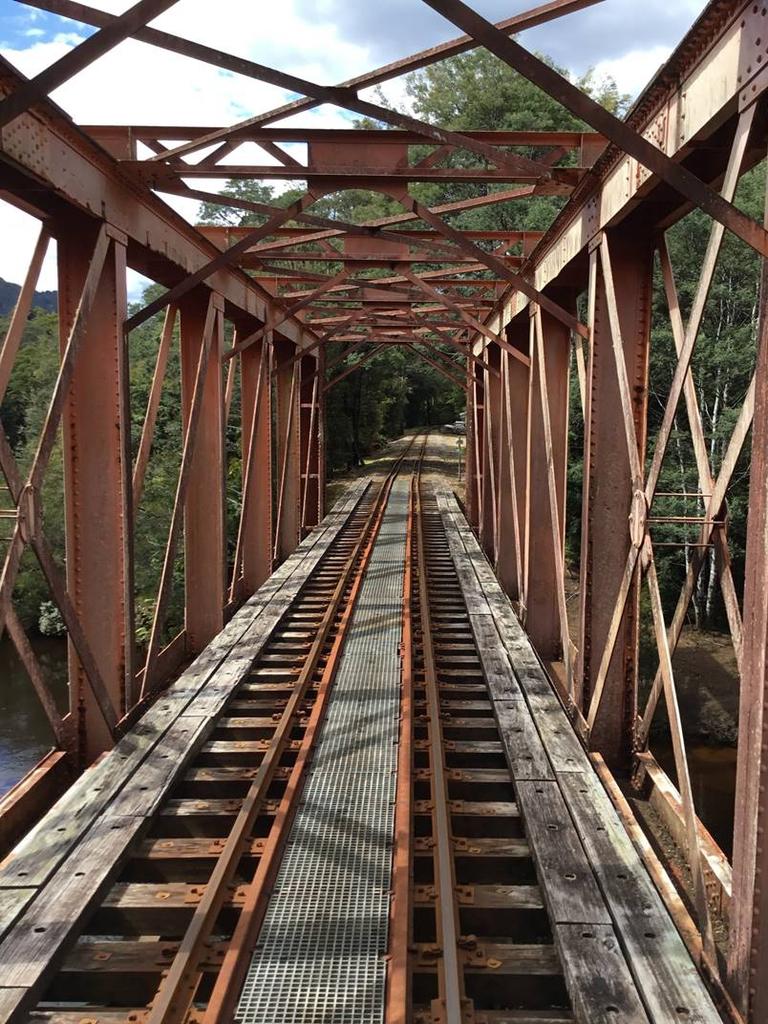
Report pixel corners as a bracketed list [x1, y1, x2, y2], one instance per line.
[0, 278, 57, 317]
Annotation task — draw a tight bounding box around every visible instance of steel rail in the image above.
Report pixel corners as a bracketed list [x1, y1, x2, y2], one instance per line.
[414, 463, 467, 1024]
[141, 432, 426, 1023]
[385, 452, 422, 1024]
[201, 431, 429, 1024]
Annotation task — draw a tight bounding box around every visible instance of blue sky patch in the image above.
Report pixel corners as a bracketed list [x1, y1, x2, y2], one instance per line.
[0, 2, 91, 48]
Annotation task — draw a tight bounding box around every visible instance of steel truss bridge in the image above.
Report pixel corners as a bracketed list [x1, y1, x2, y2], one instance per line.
[0, 1, 766, 1022]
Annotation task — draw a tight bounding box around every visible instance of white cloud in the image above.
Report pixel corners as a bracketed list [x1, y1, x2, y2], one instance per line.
[0, 1, 378, 297]
[0, 1, 706, 299]
[0, 201, 57, 290]
[591, 44, 673, 99]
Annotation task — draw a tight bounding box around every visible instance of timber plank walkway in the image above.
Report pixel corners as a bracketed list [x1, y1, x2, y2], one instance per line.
[435, 489, 721, 1024]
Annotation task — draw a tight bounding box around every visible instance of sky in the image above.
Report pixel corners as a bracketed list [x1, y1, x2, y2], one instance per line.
[0, 0, 708, 297]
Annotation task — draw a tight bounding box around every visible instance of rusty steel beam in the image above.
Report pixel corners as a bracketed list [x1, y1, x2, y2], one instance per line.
[239, 253, 493, 267]
[496, 320, 529, 610]
[141, 293, 219, 698]
[21, 0, 579, 183]
[138, 163, 580, 185]
[57, 218, 133, 760]
[403, 269, 530, 366]
[165, 181, 537, 255]
[125, 192, 322, 330]
[466, 362, 484, 529]
[0, 223, 124, 755]
[167, 181, 532, 232]
[231, 336, 272, 599]
[405, 198, 588, 339]
[0, 65, 309, 351]
[226, 270, 351, 360]
[577, 234, 652, 768]
[479, 342, 501, 562]
[426, 326, 498, 379]
[132, 305, 176, 509]
[0, 226, 50, 404]
[524, 303, 571, 664]
[24, 0, 601, 161]
[299, 352, 324, 533]
[273, 340, 302, 563]
[422, 0, 768, 257]
[729, 170, 768, 1020]
[180, 292, 226, 654]
[106, 1, 602, 142]
[87, 126, 602, 148]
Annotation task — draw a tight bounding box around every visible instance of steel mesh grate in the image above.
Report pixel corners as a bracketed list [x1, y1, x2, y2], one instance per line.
[235, 480, 409, 1024]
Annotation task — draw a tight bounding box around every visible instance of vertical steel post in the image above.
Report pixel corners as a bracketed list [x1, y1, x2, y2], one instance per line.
[466, 361, 484, 529]
[578, 233, 652, 768]
[299, 351, 322, 533]
[239, 334, 272, 595]
[58, 217, 133, 761]
[274, 338, 302, 561]
[480, 343, 501, 561]
[729, 209, 768, 1021]
[317, 346, 326, 523]
[496, 317, 530, 608]
[524, 299, 571, 659]
[180, 290, 226, 653]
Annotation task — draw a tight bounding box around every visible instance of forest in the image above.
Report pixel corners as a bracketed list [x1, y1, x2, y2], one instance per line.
[0, 46, 759, 655]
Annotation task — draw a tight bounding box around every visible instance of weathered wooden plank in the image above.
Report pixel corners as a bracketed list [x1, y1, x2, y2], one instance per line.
[27, 1012, 145, 1024]
[525, 695, 590, 774]
[101, 881, 245, 906]
[447, 799, 517, 817]
[469, 614, 523, 700]
[462, 884, 544, 910]
[133, 836, 262, 859]
[0, 992, 27, 1022]
[0, 480, 368, 892]
[60, 937, 226, 973]
[415, 941, 560, 975]
[106, 716, 209, 818]
[0, 815, 145, 1008]
[436, 489, 555, 698]
[495, 700, 554, 781]
[558, 773, 722, 1024]
[556, 923, 651, 1023]
[0, 721, 157, 889]
[515, 781, 610, 926]
[439, 490, 718, 1018]
[0, 888, 35, 943]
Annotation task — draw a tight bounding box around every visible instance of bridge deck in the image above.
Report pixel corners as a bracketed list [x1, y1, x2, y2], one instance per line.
[0, 458, 721, 1024]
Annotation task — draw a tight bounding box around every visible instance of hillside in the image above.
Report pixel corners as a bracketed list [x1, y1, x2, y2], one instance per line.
[0, 278, 57, 316]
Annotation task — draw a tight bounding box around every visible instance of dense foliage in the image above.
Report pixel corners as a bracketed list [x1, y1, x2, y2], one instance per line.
[0, 46, 759, 651]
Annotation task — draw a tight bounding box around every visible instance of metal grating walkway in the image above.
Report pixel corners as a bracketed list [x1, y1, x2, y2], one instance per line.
[235, 479, 409, 1024]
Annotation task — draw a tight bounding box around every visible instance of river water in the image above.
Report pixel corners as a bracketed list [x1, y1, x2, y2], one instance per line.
[0, 637, 741, 858]
[656, 741, 737, 858]
[0, 636, 67, 797]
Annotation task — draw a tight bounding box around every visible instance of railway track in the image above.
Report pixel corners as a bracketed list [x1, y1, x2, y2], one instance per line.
[3, 434, 427, 1024]
[0, 431, 724, 1024]
[400, 475, 572, 1023]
